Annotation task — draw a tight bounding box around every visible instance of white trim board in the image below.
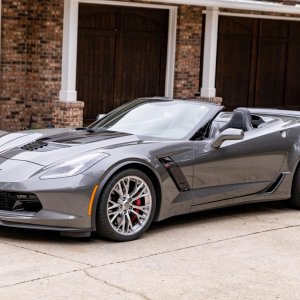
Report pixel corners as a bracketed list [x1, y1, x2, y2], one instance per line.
[60, 0, 177, 102]
[143, 0, 300, 14]
[201, 7, 219, 98]
[78, 0, 176, 10]
[216, 11, 300, 21]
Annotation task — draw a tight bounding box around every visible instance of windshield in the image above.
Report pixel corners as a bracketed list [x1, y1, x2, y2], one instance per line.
[91, 100, 217, 139]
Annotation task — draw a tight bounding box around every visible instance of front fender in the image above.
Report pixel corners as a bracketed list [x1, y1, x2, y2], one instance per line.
[87, 158, 164, 231]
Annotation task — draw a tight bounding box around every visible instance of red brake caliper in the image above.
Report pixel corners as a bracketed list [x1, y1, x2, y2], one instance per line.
[130, 198, 141, 222]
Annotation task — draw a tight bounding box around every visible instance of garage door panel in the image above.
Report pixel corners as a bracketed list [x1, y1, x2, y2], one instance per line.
[288, 21, 300, 38]
[216, 16, 300, 110]
[216, 17, 255, 109]
[78, 4, 117, 30]
[255, 39, 287, 107]
[255, 19, 291, 108]
[221, 74, 250, 107]
[285, 40, 300, 107]
[114, 33, 164, 108]
[219, 16, 256, 36]
[77, 32, 116, 121]
[76, 4, 168, 123]
[122, 8, 169, 32]
[260, 19, 289, 38]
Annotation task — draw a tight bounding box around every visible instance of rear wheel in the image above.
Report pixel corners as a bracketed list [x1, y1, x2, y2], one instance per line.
[96, 169, 156, 241]
[289, 166, 300, 209]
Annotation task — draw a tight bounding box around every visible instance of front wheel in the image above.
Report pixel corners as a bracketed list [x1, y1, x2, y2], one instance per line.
[96, 169, 156, 241]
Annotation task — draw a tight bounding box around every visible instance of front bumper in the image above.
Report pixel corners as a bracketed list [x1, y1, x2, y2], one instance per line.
[0, 209, 92, 233]
[0, 173, 99, 233]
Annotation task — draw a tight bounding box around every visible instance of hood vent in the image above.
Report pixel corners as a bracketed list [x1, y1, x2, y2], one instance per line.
[21, 140, 70, 152]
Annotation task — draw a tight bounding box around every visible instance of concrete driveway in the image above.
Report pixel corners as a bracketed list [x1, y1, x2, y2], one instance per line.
[0, 201, 300, 299]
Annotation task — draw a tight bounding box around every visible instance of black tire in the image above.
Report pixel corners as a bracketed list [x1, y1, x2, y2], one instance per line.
[96, 169, 156, 242]
[289, 166, 300, 209]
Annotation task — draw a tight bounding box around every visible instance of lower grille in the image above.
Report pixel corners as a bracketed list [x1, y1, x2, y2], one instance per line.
[0, 192, 42, 212]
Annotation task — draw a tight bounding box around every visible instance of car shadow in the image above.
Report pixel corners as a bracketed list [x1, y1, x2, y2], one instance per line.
[148, 200, 289, 234]
[0, 200, 290, 243]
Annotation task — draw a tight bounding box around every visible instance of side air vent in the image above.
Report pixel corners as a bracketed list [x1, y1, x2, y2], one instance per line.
[159, 157, 191, 192]
[263, 173, 286, 194]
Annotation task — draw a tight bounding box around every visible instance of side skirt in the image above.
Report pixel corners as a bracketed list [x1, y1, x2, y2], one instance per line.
[191, 172, 292, 213]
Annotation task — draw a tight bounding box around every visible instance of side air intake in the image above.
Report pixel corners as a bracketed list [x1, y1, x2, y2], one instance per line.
[159, 157, 191, 192]
[264, 173, 286, 194]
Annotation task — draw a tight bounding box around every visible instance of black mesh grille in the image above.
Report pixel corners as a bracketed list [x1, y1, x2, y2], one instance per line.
[0, 193, 15, 210]
[0, 192, 42, 212]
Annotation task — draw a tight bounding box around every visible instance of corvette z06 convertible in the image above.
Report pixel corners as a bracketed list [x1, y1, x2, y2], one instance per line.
[1, 98, 300, 241]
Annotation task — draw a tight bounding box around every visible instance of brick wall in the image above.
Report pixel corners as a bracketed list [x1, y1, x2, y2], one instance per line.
[0, 0, 27, 131]
[25, 0, 64, 129]
[0, 0, 68, 131]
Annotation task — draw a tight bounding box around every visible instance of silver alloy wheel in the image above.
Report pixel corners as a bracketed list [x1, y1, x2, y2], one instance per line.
[107, 175, 152, 236]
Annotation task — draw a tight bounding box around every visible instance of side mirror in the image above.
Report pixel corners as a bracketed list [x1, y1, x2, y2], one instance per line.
[96, 114, 106, 121]
[211, 128, 244, 149]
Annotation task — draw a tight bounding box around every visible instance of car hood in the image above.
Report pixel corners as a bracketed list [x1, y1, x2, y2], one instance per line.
[0, 128, 142, 166]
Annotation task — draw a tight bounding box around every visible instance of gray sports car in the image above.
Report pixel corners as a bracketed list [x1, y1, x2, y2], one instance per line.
[1, 97, 300, 241]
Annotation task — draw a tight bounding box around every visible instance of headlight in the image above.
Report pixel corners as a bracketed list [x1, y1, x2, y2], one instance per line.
[40, 152, 109, 179]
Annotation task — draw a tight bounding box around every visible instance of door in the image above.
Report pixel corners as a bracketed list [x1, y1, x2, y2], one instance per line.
[192, 130, 287, 206]
[76, 4, 169, 123]
[216, 17, 300, 110]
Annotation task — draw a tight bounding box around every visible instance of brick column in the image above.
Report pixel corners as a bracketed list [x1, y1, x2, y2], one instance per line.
[52, 101, 84, 128]
[173, 5, 203, 99]
[195, 95, 223, 105]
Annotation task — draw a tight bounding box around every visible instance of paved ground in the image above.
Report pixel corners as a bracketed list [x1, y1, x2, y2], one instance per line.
[0, 201, 300, 299]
